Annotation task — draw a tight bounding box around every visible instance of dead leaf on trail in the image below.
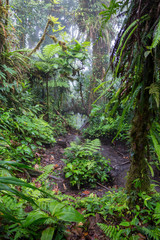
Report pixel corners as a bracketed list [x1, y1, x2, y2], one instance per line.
[52, 186, 59, 194]
[35, 152, 41, 157]
[137, 233, 146, 239]
[35, 182, 41, 188]
[83, 232, 89, 237]
[34, 164, 39, 170]
[63, 183, 67, 190]
[77, 208, 85, 214]
[32, 178, 36, 182]
[54, 164, 59, 169]
[50, 155, 55, 161]
[81, 190, 90, 196]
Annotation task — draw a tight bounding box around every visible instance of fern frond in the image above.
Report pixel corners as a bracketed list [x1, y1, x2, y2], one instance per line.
[141, 226, 160, 240]
[0, 70, 6, 80]
[2, 64, 17, 75]
[36, 164, 54, 182]
[35, 61, 51, 72]
[83, 139, 101, 153]
[150, 128, 160, 162]
[147, 83, 160, 108]
[149, 19, 160, 49]
[43, 44, 61, 58]
[48, 79, 69, 88]
[97, 223, 126, 240]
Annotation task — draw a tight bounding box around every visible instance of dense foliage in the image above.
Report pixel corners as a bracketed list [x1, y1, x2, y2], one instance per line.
[0, 0, 160, 239]
[63, 138, 111, 189]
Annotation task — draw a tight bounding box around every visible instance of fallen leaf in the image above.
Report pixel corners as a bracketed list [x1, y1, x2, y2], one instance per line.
[35, 152, 41, 157]
[50, 155, 55, 161]
[63, 183, 67, 190]
[34, 164, 39, 170]
[81, 190, 90, 195]
[52, 186, 59, 194]
[83, 232, 88, 236]
[137, 233, 146, 239]
[35, 182, 41, 188]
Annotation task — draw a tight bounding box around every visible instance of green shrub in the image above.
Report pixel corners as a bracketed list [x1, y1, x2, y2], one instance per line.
[83, 105, 130, 140]
[63, 138, 112, 189]
[0, 108, 56, 163]
[76, 188, 160, 240]
[0, 161, 84, 240]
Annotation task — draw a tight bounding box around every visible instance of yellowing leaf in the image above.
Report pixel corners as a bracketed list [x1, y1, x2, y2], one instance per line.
[49, 16, 60, 24]
[52, 25, 65, 33]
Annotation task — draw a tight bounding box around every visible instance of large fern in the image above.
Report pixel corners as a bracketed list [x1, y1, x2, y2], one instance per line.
[150, 122, 160, 162]
[43, 44, 61, 58]
[141, 227, 160, 240]
[149, 18, 160, 50]
[97, 223, 127, 240]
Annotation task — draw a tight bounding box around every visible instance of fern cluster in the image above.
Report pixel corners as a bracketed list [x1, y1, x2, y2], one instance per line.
[63, 138, 112, 189]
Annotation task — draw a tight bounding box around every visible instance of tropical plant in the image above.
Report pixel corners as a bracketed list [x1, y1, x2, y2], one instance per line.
[100, 0, 160, 201]
[75, 188, 160, 240]
[63, 138, 111, 189]
[0, 108, 56, 164]
[83, 104, 130, 140]
[0, 159, 84, 240]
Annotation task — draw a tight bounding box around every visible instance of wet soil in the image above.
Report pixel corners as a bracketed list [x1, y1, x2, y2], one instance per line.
[39, 131, 130, 196]
[33, 130, 159, 240]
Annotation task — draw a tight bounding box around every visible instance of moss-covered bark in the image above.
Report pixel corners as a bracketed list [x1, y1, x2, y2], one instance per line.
[126, 54, 154, 198]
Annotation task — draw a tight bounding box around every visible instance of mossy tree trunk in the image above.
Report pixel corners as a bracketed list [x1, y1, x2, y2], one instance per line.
[126, 53, 154, 199]
[0, 0, 6, 54]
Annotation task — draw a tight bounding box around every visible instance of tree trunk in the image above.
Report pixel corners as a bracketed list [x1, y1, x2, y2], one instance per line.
[46, 75, 49, 122]
[126, 53, 154, 200]
[0, 0, 6, 53]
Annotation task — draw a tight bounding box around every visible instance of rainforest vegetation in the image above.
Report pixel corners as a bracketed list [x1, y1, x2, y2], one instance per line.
[0, 0, 160, 239]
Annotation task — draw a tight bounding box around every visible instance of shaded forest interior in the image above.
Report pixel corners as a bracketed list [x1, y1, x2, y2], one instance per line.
[0, 0, 160, 239]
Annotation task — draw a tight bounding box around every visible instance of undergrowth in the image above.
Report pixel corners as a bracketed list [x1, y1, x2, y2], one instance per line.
[75, 187, 160, 240]
[63, 138, 112, 189]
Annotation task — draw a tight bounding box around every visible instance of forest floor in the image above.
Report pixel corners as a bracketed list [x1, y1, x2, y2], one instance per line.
[31, 130, 131, 239]
[32, 130, 159, 240]
[40, 130, 130, 196]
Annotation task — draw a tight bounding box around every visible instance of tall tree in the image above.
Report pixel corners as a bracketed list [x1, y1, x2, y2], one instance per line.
[0, 0, 7, 53]
[76, 0, 114, 114]
[102, 0, 160, 201]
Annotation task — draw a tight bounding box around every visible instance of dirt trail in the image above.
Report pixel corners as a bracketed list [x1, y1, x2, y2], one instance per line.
[39, 132, 160, 194]
[40, 132, 130, 196]
[36, 133, 159, 240]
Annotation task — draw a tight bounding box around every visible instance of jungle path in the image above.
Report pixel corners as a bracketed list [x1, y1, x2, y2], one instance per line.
[39, 131, 131, 196]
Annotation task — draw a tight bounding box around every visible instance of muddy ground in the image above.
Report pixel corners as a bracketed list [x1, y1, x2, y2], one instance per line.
[33, 131, 159, 240]
[40, 132, 129, 195]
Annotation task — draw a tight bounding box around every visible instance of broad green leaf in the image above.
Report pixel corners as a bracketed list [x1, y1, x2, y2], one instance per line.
[52, 25, 65, 33]
[0, 177, 55, 199]
[24, 210, 49, 227]
[75, 53, 83, 59]
[0, 177, 38, 189]
[0, 160, 32, 169]
[0, 203, 20, 223]
[65, 172, 72, 178]
[55, 206, 84, 222]
[49, 200, 65, 216]
[0, 183, 36, 205]
[120, 221, 130, 227]
[66, 163, 73, 170]
[41, 227, 55, 240]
